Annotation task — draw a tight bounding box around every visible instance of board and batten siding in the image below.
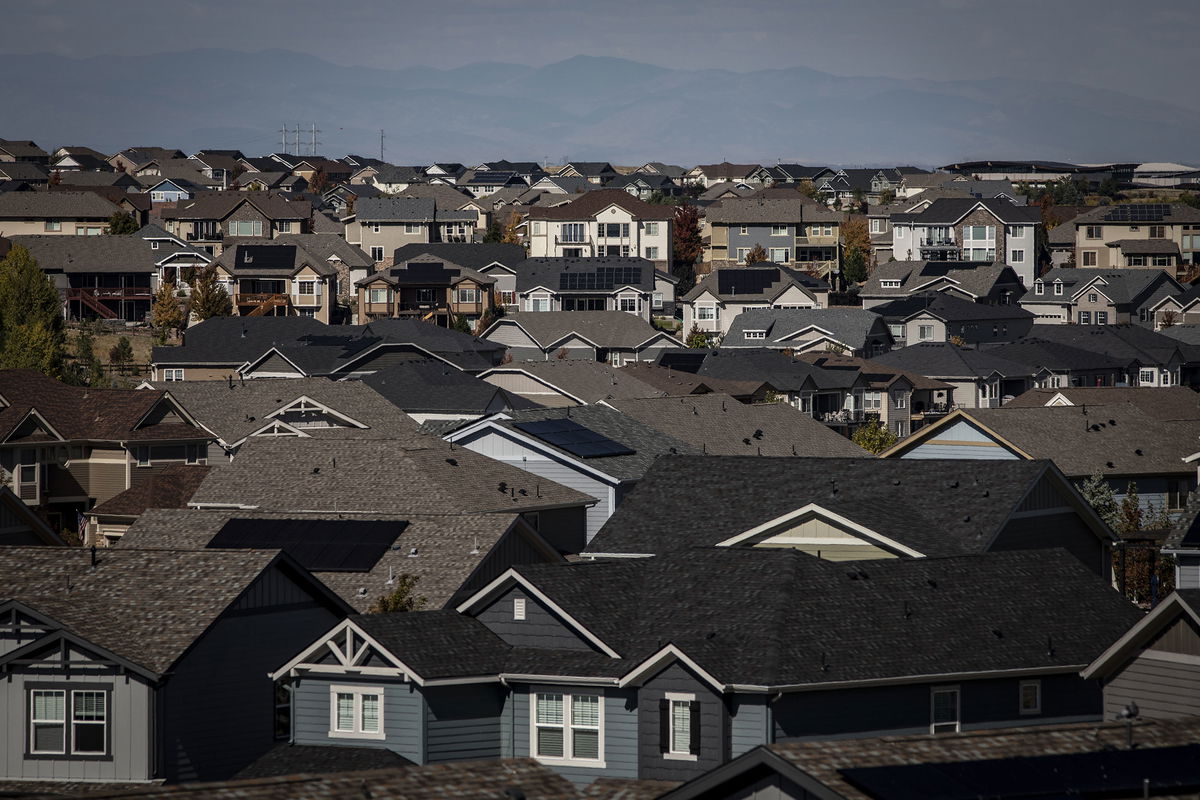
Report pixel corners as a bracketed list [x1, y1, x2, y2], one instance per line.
[482, 372, 578, 406]
[636, 662, 726, 782]
[0, 666, 153, 782]
[898, 419, 1021, 460]
[456, 427, 616, 542]
[510, 685, 638, 786]
[1102, 615, 1200, 720]
[992, 511, 1106, 577]
[423, 684, 504, 763]
[749, 516, 899, 561]
[292, 676, 423, 762]
[473, 586, 596, 652]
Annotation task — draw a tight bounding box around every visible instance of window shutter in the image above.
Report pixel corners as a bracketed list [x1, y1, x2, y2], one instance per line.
[689, 701, 701, 755]
[658, 699, 670, 753]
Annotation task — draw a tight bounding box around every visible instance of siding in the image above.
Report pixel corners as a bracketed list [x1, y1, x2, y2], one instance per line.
[510, 685, 638, 786]
[1176, 555, 1200, 590]
[1103, 652, 1200, 720]
[485, 323, 540, 349]
[719, 775, 815, 800]
[636, 662, 725, 782]
[247, 353, 301, 376]
[993, 511, 1106, 577]
[729, 695, 771, 758]
[292, 677, 423, 762]
[899, 419, 1021, 460]
[473, 586, 596, 652]
[423, 685, 504, 763]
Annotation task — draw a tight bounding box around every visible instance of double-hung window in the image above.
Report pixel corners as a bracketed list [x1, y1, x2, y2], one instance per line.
[163, 368, 184, 382]
[770, 225, 787, 236]
[1019, 680, 1041, 715]
[534, 692, 602, 765]
[930, 686, 960, 734]
[329, 685, 384, 740]
[646, 246, 660, 260]
[769, 247, 790, 262]
[457, 288, 479, 304]
[661, 693, 700, 760]
[29, 688, 108, 756]
[918, 324, 934, 341]
[645, 222, 659, 236]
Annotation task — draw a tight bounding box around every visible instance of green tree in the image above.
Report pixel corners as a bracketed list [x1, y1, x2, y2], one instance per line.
[684, 323, 709, 349]
[797, 179, 819, 200]
[878, 188, 896, 205]
[744, 243, 768, 265]
[367, 574, 426, 613]
[1080, 475, 1175, 604]
[1079, 471, 1120, 529]
[1179, 192, 1200, 210]
[106, 211, 139, 236]
[482, 220, 504, 243]
[0, 244, 66, 377]
[451, 313, 472, 334]
[108, 336, 134, 374]
[67, 327, 105, 386]
[188, 266, 233, 320]
[151, 281, 185, 337]
[851, 416, 897, 455]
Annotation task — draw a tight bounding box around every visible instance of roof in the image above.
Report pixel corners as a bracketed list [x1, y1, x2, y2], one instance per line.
[870, 342, 1038, 379]
[796, 352, 954, 392]
[485, 311, 669, 350]
[861, 261, 1020, 299]
[692, 162, 766, 179]
[907, 197, 1041, 226]
[232, 743, 412, 780]
[214, 241, 337, 278]
[481, 361, 673, 404]
[0, 190, 119, 220]
[586, 456, 1077, 557]
[187, 435, 593, 514]
[1031, 267, 1175, 305]
[705, 197, 841, 224]
[525, 189, 674, 221]
[721, 308, 888, 350]
[391, 242, 526, 271]
[1073, 202, 1200, 226]
[986, 337, 1134, 372]
[665, 348, 851, 393]
[354, 197, 436, 222]
[89, 464, 211, 518]
[159, 192, 309, 222]
[8, 233, 208, 274]
[872, 292, 1035, 323]
[613, 361, 770, 399]
[682, 264, 829, 303]
[363, 360, 542, 414]
[1109, 238, 1181, 255]
[0, 139, 48, 159]
[153, 316, 329, 366]
[516, 257, 658, 293]
[603, 394, 867, 457]
[1000, 324, 1197, 368]
[1004, 386, 1200, 420]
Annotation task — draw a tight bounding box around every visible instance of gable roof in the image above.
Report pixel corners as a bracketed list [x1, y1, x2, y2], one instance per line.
[354, 197, 436, 222]
[1031, 268, 1178, 306]
[870, 342, 1038, 379]
[89, 464, 212, 518]
[1011, 324, 1199, 367]
[8, 233, 208, 274]
[705, 197, 842, 224]
[362, 361, 541, 414]
[484, 311, 669, 350]
[682, 264, 829, 303]
[872, 292, 1035, 324]
[516, 257, 658, 293]
[159, 192, 309, 222]
[0, 190, 120, 220]
[1081, 590, 1200, 680]
[390, 242, 526, 271]
[479, 361, 673, 405]
[525, 189, 674, 221]
[907, 197, 1041, 226]
[1004, 386, 1200, 420]
[722, 308, 888, 351]
[861, 261, 1021, 300]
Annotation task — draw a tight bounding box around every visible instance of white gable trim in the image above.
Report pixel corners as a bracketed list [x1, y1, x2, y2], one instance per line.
[239, 347, 309, 377]
[1, 408, 66, 443]
[476, 369, 587, 406]
[617, 644, 725, 692]
[715, 502, 925, 557]
[271, 618, 422, 682]
[1081, 593, 1200, 680]
[264, 395, 369, 429]
[443, 416, 622, 483]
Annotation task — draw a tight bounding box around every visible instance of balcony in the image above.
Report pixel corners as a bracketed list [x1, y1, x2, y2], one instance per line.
[292, 293, 322, 307]
[235, 293, 289, 317]
[820, 409, 864, 424]
[186, 230, 223, 242]
[554, 237, 592, 246]
[920, 238, 957, 248]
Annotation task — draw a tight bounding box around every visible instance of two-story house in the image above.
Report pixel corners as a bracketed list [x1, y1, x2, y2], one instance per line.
[872, 343, 1036, 409]
[514, 257, 670, 320]
[1071, 203, 1200, 275]
[705, 198, 843, 277]
[681, 265, 830, 339]
[720, 308, 893, 358]
[683, 162, 772, 188]
[860, 261, 1025, 310]
[159, 193, 310, 256]
[481, 311, 679, 366]
[345, 198, 480, 264]
[526, 190, 673, 268]
[872, 293, 1036, 347]
[356, 252, 497, 327]
[212, 242, 341, 322]
[891, 198, 1042, 285]
[0, 139, 50, 164]
[1023, 268, 1185, 326]
[555, 162, 618, 184]
[0, 191, 121, 237]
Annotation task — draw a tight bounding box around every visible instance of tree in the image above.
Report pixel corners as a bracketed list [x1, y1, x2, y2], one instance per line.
[501, 210, 523, 245]
[188, 265, 232, 320]
[1080, 474, 1175, 604]
[308, 166, 329, 195]
[451, 313, 472, 334]
[1160, 309, 1178, 329]
[1180, 192, 1200, 210]
[106, 211, 139, 236]
[151, 281, 185, 337]
[0, 244, 66, 377]
[367, 574, 426, 613]
[108, 336, 134, 374]
[672, 203, 704, 294]
[482, 220, 504, 243]
[744, 243, 768, 265]
[878, 188, 896, 205]
[67, 327, 105, 387]
[851, 417, 897, 454]
[850, 188, 866, 211]
[841, 217, 873, 284]
[49, 169, 62, 186]
[797, 179, 819, 200]
[684, 324, 709, 349]
[1079, 471, 1120, 529]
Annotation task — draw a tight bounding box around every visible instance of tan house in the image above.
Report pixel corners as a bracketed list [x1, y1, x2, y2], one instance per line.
[704, 197, 843, 278]
[1072, 204, 1200, 275]
[681, 264, 831, 338]
[344, 197, 479, 264]
[525, 189, 673, 267]
[356, 252, 497, 326]
[0, 191, 121, 236]
[211, 241, 340, 322]
[158, 192, 311, 255]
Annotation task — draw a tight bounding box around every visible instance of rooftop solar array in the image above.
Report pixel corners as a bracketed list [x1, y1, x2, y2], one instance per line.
[1102, 204, 1172, 222]
[718, 267, 780, 295]
[513, 418, 636, 458]
[207, 518, 407, 572]
[559, 266, 643, 291]
[238, 245, 297, 271]
[394, 261, 457, 284]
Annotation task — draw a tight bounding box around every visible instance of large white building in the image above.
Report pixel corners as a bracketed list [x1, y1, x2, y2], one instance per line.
[525, 189, 673, 269]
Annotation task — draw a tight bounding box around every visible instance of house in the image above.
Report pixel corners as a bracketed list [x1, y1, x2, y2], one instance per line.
[997, 324, 1200, 388]
[460, 170, 528, 197]
[0, 486, 66, 545]
[890, 198, 1042, 284]
[680, 265, 830, 339]
[108, 147, 186, 173]
[683, 162, 771, 188]
[211, 241, 341, 322]
[84, 464, 211, 546]
[476, 361, 686, 408]
[0, 162, 48, 185]
[0, 138, 49, 164]
[1166, 511, 1200, 590]
[660, 718, 1200, 800]
[871, 292, 1035, 347]
[424, 162, 467, 183]
[443, 406, 696, 541]
[475, 160, 549, 183]
[525, 190, 673, 266]
[385, 242, 527, 311]
[356, 252, 497, 327]
[1023, 267, 1184, 326]
[813, 168, 904, 206]
[159, 192, 310, 255]
[50, 146, 112, 173]
[0, 545, 352, 783]
[481, 311, 679, 366]
[606, 174, 681, 201]
[129, 158, 219, 192]
[704, 198, 843, 276]
[186, 435, 594, 555]
[53, 171, 139, 192]
[634, 162, 688, 180]
[141, 177, 199, 203]
[1070, 203, 1200, 274]
[587, 456, 1116, 576]
[1146, 283, 1200, 330]
[362, 361, 541, 424]
[239, 171, 308, 193]
[555, 162, 619, 184]
[362, 165, 427, 193]
[938, 159, 1136, 186]
[0, 190, 121, 237]
[1081, 591, 1200, 720]
[151, 315, 328, 381]
[617, 361, 774, 404]
[187, 152, 242, 189]
[515, 257, 672, 320]
[1004, 385, 1200, 414]
[871, 342, 1035, 408]
[719, 308, 893, 358]
[0, 369, 211, 527]
[859, 261, 1024, 310]
[880, 404, 1198, 515]
[345, 198, 479, 264]
[120, 508, 565, 613]
[270, 546, 1137, 786]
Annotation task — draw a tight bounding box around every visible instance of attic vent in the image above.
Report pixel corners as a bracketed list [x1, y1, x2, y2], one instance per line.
[892, 479, 901, 486]
[513, 598, 526, 621]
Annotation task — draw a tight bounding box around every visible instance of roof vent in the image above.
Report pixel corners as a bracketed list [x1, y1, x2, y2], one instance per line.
[408, 547, 419, 558]
[445, 458, 458, 466]
[963, 515, 971, 523]
[311, 466, 320, 475]
[356, 587, 368, 598]
[498, 481, 508, 493]
[1106, 461, 1115, 468]
[992, 628, 1003, 639]
[927, 578, 937, 589]
[753, 429, 763, 440]
[743, 438, 751, 446]
[1135, 449, 1143, 456]
[892, 478, 901, 486]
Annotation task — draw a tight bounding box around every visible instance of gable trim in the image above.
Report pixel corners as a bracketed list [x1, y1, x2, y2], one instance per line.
[715, 502, 925, 557]
[878, 409, 1035, 460]
[617, 644, 725, 692]
[475, 369, 588, 406]
[1081, 592, 1200, 680]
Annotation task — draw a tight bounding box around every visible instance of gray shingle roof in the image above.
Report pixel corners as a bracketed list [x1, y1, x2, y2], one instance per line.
[705, 197, 841, 224]
[354, 197, 436, 222]
[159, 192, 309, 221]
[1004, 386, 1200, 420]
[872, 293, 1035, 323]
[722, 308, 888, 350]
[516, 257, 658, 293]
[363, 361, 541, 414]
[232, 743, 412, 780]
[870, 342, 1037, 379]
[482, 360, 675, 404]
[0, 190, 120, 220]
[391, 242, 526, 271]
[1032, 268, 1173, 305]
[861, 261, 1019, 300]
[682, 265, 828, 303]
[1000, 325, 1196, 368]
[909, 197, 1040, 225]
[8, 233, 207, 274]
[486, 311, 670, 350]
[1109, 238, 1181, 255]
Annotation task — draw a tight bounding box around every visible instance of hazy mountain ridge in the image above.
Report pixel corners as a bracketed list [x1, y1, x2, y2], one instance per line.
[3, 50, 1197, 165]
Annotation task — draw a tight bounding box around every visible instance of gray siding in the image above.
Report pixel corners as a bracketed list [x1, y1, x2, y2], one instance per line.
[636, 662, 725, 782]
[485, 322, 540, 349]
[1177, 555, 1200, 590]
[1103, 653, 1200, 720]
[729, 695, 771, 758]
[292, 676, 424, 762]
[720, 775, 815, 800]
[993, 511, 1106, 577]
[473, 586, 596, 652]
[247, 352, 301, 376]
[510, 685, 638, 786]
[423, 685, 504, 763]
[899, 419, 1021, 460]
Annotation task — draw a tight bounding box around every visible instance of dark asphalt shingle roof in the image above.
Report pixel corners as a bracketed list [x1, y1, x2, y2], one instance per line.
[862, 262, 1020, 300]
[0, 190, 119, 219]
[391, 242, 526, 271]
[363, 360, 541, 414]
[870, 342, 1038, 379]
[1004, 386, 1200, 420]
[722, 308, 889, 350]
[8, 233, 207, 274]
[872, 293, 1035, 323]
[525, 189, 674, 221]
[682, 265, 828, 303]
[232, 743, 413, 780]
[89, 464, 211, 517]
[908, 197, 1041, 225]
[481, 361, 673, 404]
[516, 257, 658, 293]
[485, 311, 669, 351]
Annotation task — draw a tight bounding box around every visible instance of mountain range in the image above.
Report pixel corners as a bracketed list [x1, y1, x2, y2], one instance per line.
[3, 50, 1198, 167]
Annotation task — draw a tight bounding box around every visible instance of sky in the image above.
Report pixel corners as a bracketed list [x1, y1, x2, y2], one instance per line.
[4, 0, 1198, 109]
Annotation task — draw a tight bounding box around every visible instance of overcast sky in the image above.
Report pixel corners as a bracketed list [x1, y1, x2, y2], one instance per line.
[4, 0, 1197, 109]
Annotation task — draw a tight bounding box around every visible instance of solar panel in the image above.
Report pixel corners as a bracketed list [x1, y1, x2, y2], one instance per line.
[238, 245, 296, 270]
[207, 518, 406, 572]
[559, 266, 643, 291]
[718, 268, 780, 296]
[1102, 203, 1171, 222]
[513, 419, 635, 458]
[397, 262, 456, 284]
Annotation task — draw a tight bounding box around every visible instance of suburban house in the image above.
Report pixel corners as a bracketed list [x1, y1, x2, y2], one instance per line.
[0, 139, 49, 164]
[719, 308, 893, 357]
[344, 198, 479, 264]
[356, 252, 497, 327]
[0, 191, 121, 237]
[362, 361, 541, 424]
[606, 173, 682, 200]
[0, 369, 211, 528]
[142, 177, 199, 203]
[0, 162, 48, 185]
[269, 546, 1136, 785]
[525, 190, 673, 267]
[680, 265, 830, 339]
[1022, 268, 1184, 326]
[514, 257, 673, 319]
[476, 361, 696, 408]
[1004, 385, 1200, 417]
[49, 146, 110, 172]
[150, 316, 327, 381]
[890, 198, 1042, 284]
[0, 546, 352, 783]
[554, 162, 618, 183]
[704, 198, 843, 276]
[859, 261, 1024, 310]
[997, 324, 1200, 388]
[1070, 203, 1200, 274]
[481, 311, 679, 366]
[460, 171, 528, 197]
[159, 193, 310, 255]
[881, 403, 1198, 515]
[871, 293, 1035, 347]
[211, 242, 340, 322]
[384, 243, 527, 311]
[84, 464, 211, 546]
[683, 162, 771, 187]
[871, 343, 1035, 408]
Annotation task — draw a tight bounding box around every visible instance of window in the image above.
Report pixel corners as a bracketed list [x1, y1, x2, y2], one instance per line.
[457, 288, 480, 304]
[880, 279, 902, 289]
[529, 297, 551, 312]
[771, 225, 788, 236]
[561, 223, 586, 243]
[514, 597, 526, 620]
[370, 222, 381, 234]
[1008, 225, 1025, 238]
[134, 447, 150, 467]
[931, 687, 960, 734]
[864, 391, 882, 410]
[652, 292, 664, 309]
[531, 221, 542, 235]
[229, 220, 263, 237]
[697, 306, 718, 321]
[1085, 225, 1102, 239]
[619, 297, 639, 313]
[744, 330, 766, 340]
[1010, 249, 1024, 263]
[1034, 281, 1044, 295]
[736, 248, 750, 264]
[918, 324, 934, 341]
[44, 220, 61, 232]
[329, 685, 384, 740]
[277, 221, 292, 233]
[1019, 681, 1041, 715]
[739, 226, 748, 235]
[1150, 225, 1166, 239]
[404, 223, 421, 235]
[645, 222, 659, 236]
[1054, 281, 1064, 295]
[533, 692, 602, 764]
[370, 246, 384, 262]
[298, 282, 315, 295]
[1078, 311, 1091, 324]
[1153, 255, 1173, 267]
[1096, 311, 1108, 324]
[29, 688, 108, 756]
[1128, 255, 1146, 267]
[891, 390, 906, 409]
[645, 246, 659, 260]
[500, 290, 516, 306]
[662, 693, 699, 759]
[1168, 478, 1190, 511]
[870, 218, 883, 234]
[368, 288, 389, 304]
[963, 225, 995, 241]
[185, 444, 202, 465]
[769, 247, 790, 262]
[162, 368, 184, 382]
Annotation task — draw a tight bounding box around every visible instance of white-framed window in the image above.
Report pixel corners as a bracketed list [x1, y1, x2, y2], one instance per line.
[29, 689, 108, 756]
[864, 391, 882, 410]
[561, 223, 586, 243]
[44, 220, 62, 232]
[368, 288, 389, 304]
[297, 281, 315, 296]
[1086, 292, 1098, 303]
[930, 686, 960, 734]
[229, 220, 263, 237]
[370, 246, 384, 262]
[1082, 251, 1098, 266]
[329, 685, 385, 740]
[531, 221, 542, 235]
[1152, 255, 1173, 267]
[663, 692, 698, 760]
[1096, 311, 1108, 324]
[963, 225, 995, 242]
[162, 368, 184, 382]
[1034, 281, 1044, 295]
[770, 225, 787, 236]
[529, 297, 551, 312]
[1085, 225, 1102, 239]
[870, 218, 883, 234]
[697, 305, 718, 321]
[1010, 249, 1024, 263]
[1019, 680, 1041, 715]
[1008, 225, 1025, 238]
[1128, 255, 1146, 267]
[1079, 311, 1091, 324]
[1150, 225, 1166, 239]
[185, 444, 203, 465]
[652, 292, 664, 309]
[1140, 369, 1155, 384]
[533, 692, 603, 766]
[769, 247, 789, 262]
[645, 222, 659, 236]
[619, 297, 639, 313]
[739, 226, 748, 235]
[646, 246, 660, 260]
[736, 248, 750, 264]
[1053, 281, 1064, 295]
[918, 324, 934, 341]
[513, 597, 526, 621]
[370, 222, 381, 233]
[744, 330, 766, 340]
[891, 389, 906, 409]
[457, 288, 480, 304]
[134, 446, 151, 467]
[404, 223, 422, 234]
[277, 220, 292, 233]
[880, 279, 902, 288]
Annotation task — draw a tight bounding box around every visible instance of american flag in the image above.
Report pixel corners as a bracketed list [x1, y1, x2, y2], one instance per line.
[76, 511, 88, 544]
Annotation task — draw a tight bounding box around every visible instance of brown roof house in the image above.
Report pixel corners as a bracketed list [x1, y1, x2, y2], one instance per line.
[525, 190, 673, 268]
